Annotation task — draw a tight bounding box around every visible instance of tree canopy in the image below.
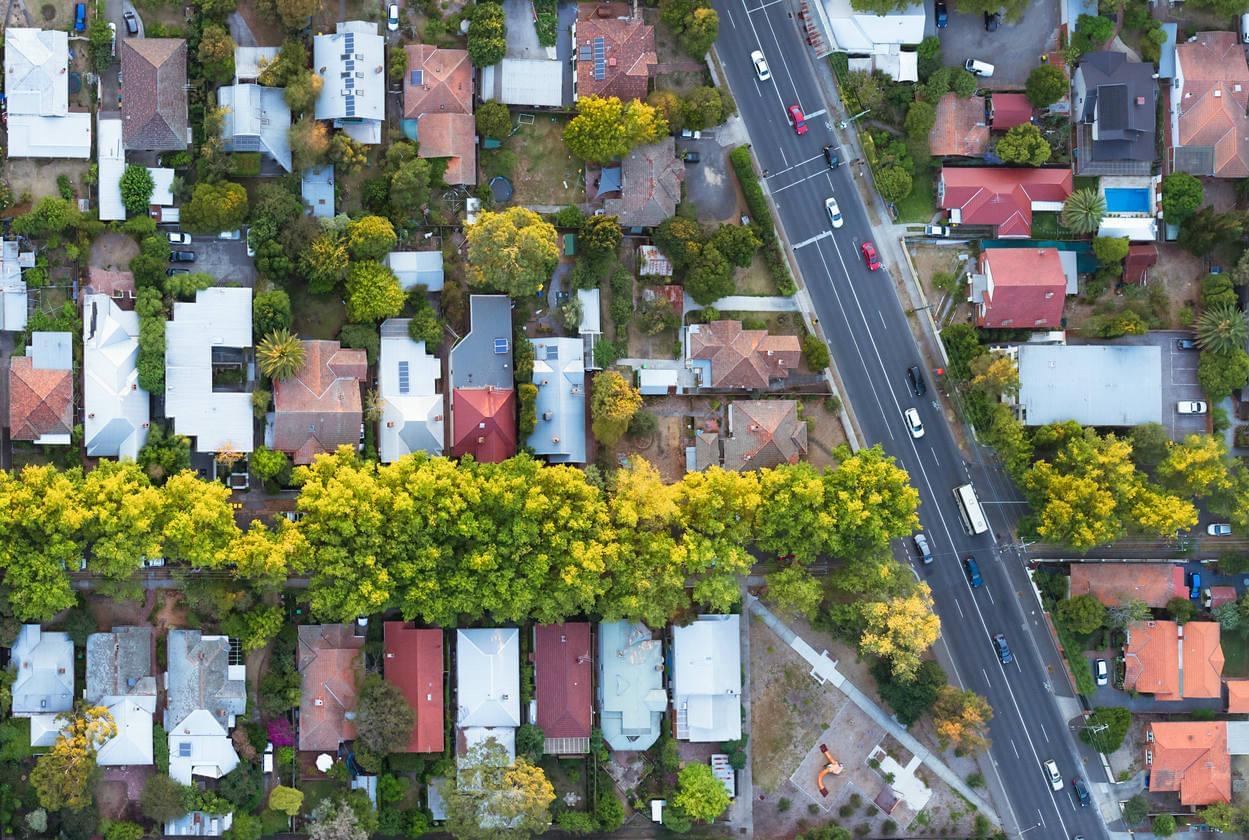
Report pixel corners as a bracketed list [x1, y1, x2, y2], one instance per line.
[465, 208, 560, 298]
[563, 96, 667, 162]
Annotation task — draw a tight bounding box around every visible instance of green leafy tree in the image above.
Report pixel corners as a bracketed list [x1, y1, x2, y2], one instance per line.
[932, 686, 993, 753]
[445, 738, 555, 840]
[224, 812, 262, 840]
[390, 157, 432, 217]
[948, 68, 978, 98]
[408, 294, 444, 347]
[355, 675, 416, 759]
[654, 217, 705, 269]
[285, 72, 325, 115]
[803, 334, 831, 370]
[1181, 206, 1245, 255]
[183, 181, 248, 233]
[305, 233, 350, 294]
[875, 166, 913, 203]
[87, 14, 113, 74]
[465, 207, 560, 297]
[1061, 188, 1106, 234]
[345, 261, 405, 323]
[708, 224, 760, 268]
[257, 329, 306, 381]
[996, 123, 1051, 165]
[253, 290, 293, 337]
[685, 244, 734, 305]
[681, 86, 728, 130]
[1122, 794, 1148, 826]
[659, 0, 719, 56]
[1079, 706, 1131, 752]
[140, 773, 188, 823]
[673, 763, 730, 823]
[766, 565, 823, 620]
[872, 658, 945, 726]
[31, 704, 116, 811]
[1162, 172, 1204, 223]
[476, 101, 512, 139]
[1073, 13, 1115, 52]
[198, 23, 236, 84]
[266, 0, 319, 29]
[1199, 349, 1249, 399]
[563, 96, 667, 162]
[251, 446, 291, 484]
[347, 215, 398, 261]
[102, 821, 145, 840]
[466, 2, 506, 66]
[1153, 814, 1176, 837]
[516, 723, 545, 763]
[269, 785, 304, 817]
[1025, 63, 1067, 107]
[581, 213, 622, 257]
[13, 196, 81, 239]
[1092, 236, 1129, 266]
[119, 165, 155, 216]
[591, 370, 643, 446]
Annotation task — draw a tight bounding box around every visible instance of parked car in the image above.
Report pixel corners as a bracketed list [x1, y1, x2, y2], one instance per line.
[219, 229, 242, 240]
[751, 50, 771, 81]
[964, 556, 983, 588]
[1176, 338, 1198, 350]
[141, 557, 166, 568]
[825, 196, 844, 229]
[993, 633, 1013, 664]
[166, 268, 189, 276]
[1208, 523, 1232, 536]
[680, 128, 702, 139]
[823, 144, 840, 168]
[860, 240, 881, 271]
[907, 365, 926, 397]
[73, 2, 86, 31]
[934, 0, 948, 27]
[983, 10, 1000, 30]
[965, 58, 995, 76]
[123, 9, 138, 34]
[169, 250, 196, 262]
[387, 2, 399, 30]
[913, 533, 933, 565]
[684, 151, 701, 164]
[1204, 587, 1214, 609]
[1190, 571, 1202, 600]
[1095, 658, 1108, 686]
[107, 21, 116, 55]
[1043, 759, 1063, 791]
[1072, 777, 1090, 807]
[904, 406, 924, 438]
[923, 224, 950, 237]
[787, 104, 808, 135]
[167, 231, 191, 245]
[1178, 400, 1208, 414]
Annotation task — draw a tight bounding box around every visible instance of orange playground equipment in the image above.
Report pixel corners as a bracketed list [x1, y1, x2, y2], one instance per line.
[816, 744, 844, 797]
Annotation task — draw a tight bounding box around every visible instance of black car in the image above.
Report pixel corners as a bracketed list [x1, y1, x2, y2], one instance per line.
[907, 365, 926, 397]
[169, 250, 196, 262]
[823, 145, 841, 168]
[934, 0, 948, 27]
[684, 151, 701, 164]
[984, 10, 1000, 30]
[1176, 338, 1198, 350]
[1072, 777, 1090, 807]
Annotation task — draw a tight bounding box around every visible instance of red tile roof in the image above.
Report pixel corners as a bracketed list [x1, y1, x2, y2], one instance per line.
[1175, 32, 1249, 178]
[272, 340, 367, 465]
[534, 623, 592, 740]
[929, 93, 988, 157]
[451, 387, 517, 462]
[1123, 244, 1158, 284]
[991, 93, 1034, 130]
[297, 624, 365, 751]
[82, 268, 135, 303]
[1069, 563, 1183, 608]
[976, 248, 1066, 328]
[416, 112, 477, 186]
[1148, 721, 1231, 806]
[723, 400, 808, 470]
[939, 167, 1073, 237]
[1209, 586, 1238, 609]
[1124, 620, 1223, 701]
[383, 622, 444, 753]
[1227, 679, 1249, 713]
[8, 355, 72, 441]
[688, 320, 801, 389]
[403, 45, 476, 186]
[575, 5, 657, 101]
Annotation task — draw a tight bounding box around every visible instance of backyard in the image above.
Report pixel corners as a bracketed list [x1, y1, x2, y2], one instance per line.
[289, 285, 347, 340]
[498, 115, 583, 207]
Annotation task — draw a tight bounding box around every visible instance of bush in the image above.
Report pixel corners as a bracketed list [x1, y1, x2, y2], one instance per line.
[730, 146, 773, 239]
[802, 334, 831, 370]
[1079, 707, 1131, 752]
[1122, 794, 1147, 826]
[1153, 814, 1176, 837]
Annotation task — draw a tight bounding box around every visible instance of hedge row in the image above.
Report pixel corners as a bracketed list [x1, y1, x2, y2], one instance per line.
[729, 146, 796, 296]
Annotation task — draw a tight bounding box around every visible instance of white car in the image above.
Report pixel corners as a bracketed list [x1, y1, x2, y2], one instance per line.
[1095, 658, 1108, 686]
[219, 229, 242, 240]
[1208, 523, 1232, 536]
[904, 407, 924, 438]
[387, 3, 399, 30]
[167, 231, 191, 245]
[1177, 400, 1208, 415]
[965, 58, 995, 76]
[751, 50, 771, 81]
[107, 21, 116, 56]
[824, 196, 844, 229]
[1043, 759, 1063, 791]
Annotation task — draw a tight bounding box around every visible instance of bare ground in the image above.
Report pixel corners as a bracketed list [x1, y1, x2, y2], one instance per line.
[803, 397, 849, 468]
[908, 242, 973, 329]
[90, 232, 140, 271]
[5, 159, 91, 206]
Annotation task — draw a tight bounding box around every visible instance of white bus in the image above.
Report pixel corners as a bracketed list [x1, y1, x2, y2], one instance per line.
[953, 483, 989, 535]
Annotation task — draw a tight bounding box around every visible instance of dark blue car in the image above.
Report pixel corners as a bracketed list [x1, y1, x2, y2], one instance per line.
[935, 0, 948, 27]
[964, 556, 983, 588]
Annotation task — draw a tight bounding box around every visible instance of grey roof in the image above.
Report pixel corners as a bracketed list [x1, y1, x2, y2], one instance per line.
[164, 629, 246, 731]
[672, 615, 741, 742]
[302, 165, 335, 218]
[312, 21, 385, 141]
[219, 84, 292, 172]
[1074, 52, 1157, 163]
[1158, 23, 1178, 79]
[456, 628, 520, 728]
[86, 627, 156, 703]
[31, 331, 72, 370]
[527, 338, 586, 464]
[597, 621, 665, 752]
[1016, 343, 1162, 427]
[234, 46, 280, 82]
[449, 295, 514, 391]
[11, 625, 73, 716]
[384, 251, 445, 292]
[1174, 145, 1215, 176]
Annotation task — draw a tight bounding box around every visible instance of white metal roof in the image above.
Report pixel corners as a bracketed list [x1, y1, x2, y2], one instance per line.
[149, 167, 176, 206]
[5, 29, 69, 116]
[481, 59, 564, 107]
[0, 239, 27, 332]
[384, 251, 444, 292]
[234, 46, 279, 81]
[378, 319, 444, 463]
[7, 113, 92, 159]
[97, 116, 126, 220]
[1016, 343, 1162, 427]
[11, 625, 74, 717]
[313, 21, 385, 139]
[96, 695, 156, 766]
[577, 288, 601, 335]
[218, 84, 292, 172]
[672, 615, 742, 743]
[456, 628, 520, 729]
[1098, 216, 1158, 242]
[83, 294, 150, 460]
[167, 708, 240, 784]
[823, 0, 925, 51]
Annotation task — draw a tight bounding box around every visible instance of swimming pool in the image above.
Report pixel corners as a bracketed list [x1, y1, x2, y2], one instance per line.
[1103, 187, 1151, 214]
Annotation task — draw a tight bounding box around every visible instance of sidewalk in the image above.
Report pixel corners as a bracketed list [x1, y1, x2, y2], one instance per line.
[684, 293, 800, 313]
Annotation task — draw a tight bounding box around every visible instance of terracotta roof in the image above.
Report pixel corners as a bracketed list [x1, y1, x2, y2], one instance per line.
[297, 624, 365, 751]
[1123, 243, 1158, 284]
[1124, 620, 1223, 701]
[574, 6, 656, 101]
[1148, 721, 1231, 806]
[1182, 622, 1225, 699]
[1175, 32, 1249, 178]
[534, 623, 592, 740]
[403, 44, 472, 118]
[1209, 586, 1238, 609]
[120, 39, 188, 151]
[272, 340, 367, 465]
[977, 248, 1066, 328]
[991, 93, 1034, 130]
[1227, 679, 1249, 713]
[8, 355, 72, 441]
[723, 400, 808, 470]
[82, 268, 135, 303]
[688, 320, 801, 389]
[416, 112, 477, 185]
[602, 137, 683, 228]
[939, 167, 1073, 237]
[451, 387, 517, 462]
[383, 622, 444, 753]
[1069, 563, 1183, 608]
[930, 93, 988, 157]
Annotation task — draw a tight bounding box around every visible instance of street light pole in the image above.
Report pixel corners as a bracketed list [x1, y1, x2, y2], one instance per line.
[839, 109, 870, 130]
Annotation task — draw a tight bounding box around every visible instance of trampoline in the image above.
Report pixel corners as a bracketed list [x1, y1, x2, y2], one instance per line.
[490, 175, 514, 203]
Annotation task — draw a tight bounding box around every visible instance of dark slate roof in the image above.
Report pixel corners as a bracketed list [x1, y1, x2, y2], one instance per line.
[1075, 51, 1157, 163]
[121, 39, 188, 151]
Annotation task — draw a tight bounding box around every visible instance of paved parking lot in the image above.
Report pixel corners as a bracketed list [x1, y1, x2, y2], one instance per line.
[680, 134, 739, 223]
[183, 236, 256, 288]
[937, 0, 1059, 89]
[1108, 330, 1207, 440]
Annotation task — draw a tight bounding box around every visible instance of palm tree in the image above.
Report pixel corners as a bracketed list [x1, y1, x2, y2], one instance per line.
[1196, 304, 1249, 355]
[1060, 188, 1106, 235]
[257, 329, 305, 381]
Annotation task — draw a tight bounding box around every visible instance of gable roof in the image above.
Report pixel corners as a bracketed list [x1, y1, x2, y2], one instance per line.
[1124, 243, 1158, 283]
[272, 340, 367, 465]
[672, 615, 741, 742]
[11, 625, 73, 716]
[1124, 620, 1224, 701]
[9, 332, 73, 443]
[930, 93, 988, 157]
[574, 6, 657, 102]
[416, 112, 478, 185]
[120, 39, 188, 151]
[5, 29, 70, 115]
[535, 623, 592, 741]
[166, 707, 238, 785]
[383, 622, 444, 753]
[164, 629, 246, 733]
[403, 44, 473, 118]
[449, 295, 513, 391]
[1069, 563, 1183, 608]
[687, 320, 801, 389]
[939, 167, 1073, 236]
[456, 628, 520, 728]
[723, 400, 807, 470]
[603, 137, 683, 228]
[313, 21, 385, 143]
[1175, 31, 1249, 178]
[990, 92, 1034, 130]
[527, 338, 586, 464]
[480, 58, 565, 107]
[1148, 721, 1231, 806]
[219, 84, 292, 172]
[1227, 679, 1249, 713]
[451, 387, 517, 463]
[87, 627, 157, 767]
[1075, 51, 1157, 162]
[977, 248, 1067, 328]
[598, 621, 665, 751]
[385, 251, 445, 292]
[83, 295, 150, 459]
[297, 624, 365, 751]
[379, 319, 444, 462]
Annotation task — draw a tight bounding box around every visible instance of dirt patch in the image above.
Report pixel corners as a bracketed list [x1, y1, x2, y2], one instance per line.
[735, 253, 778, 296]
[907, 242, 972, 329]
[86, 593, 148, 631]
[133, 0, 191, 32]
[91, 232, 140, 272]
[507, 115, 583, 208]
[626, 319, 680, 361]
[803, 397, 848, 467]
[5, 159, 91, 206]
[615, 415, 686, 483]
[236, 1, 286, 45]
[1067, 243, 1199, 333]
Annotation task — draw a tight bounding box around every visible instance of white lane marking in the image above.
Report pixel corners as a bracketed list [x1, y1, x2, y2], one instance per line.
[878, 310, 887, 330]
[767, 151, 828, 178]
[981, 668, 991, 689]
[771, 168, 835, 194]
[724, 3, 737, 27]
[1037, 809, 1046, 829]
[984, 584, 995, 605]
[740, 0, 790, 115]
[792, 230, 832, 249]
[745, 0, 786, 10]
[1011, 739, 1021, 759]
[954, 597, 964, 619]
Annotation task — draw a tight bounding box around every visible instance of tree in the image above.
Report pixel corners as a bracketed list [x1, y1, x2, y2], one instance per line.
[1106, 599, 1151, 631]
[408, 294, 444, 347]
[1153, 814, 1176, 837]
[1092, 235, 1130, 267]
[13, 195, 80, 239]
[996, 123, 1051, 165]
[1168, 596, 1196, 623]
[660, 0, 719, 57]
[1214, 600, 1241, 630]
[347, 215, 398, 261]
[198, 23, 236, 84]
[765, 565, 823, 620]
[858, 585, 942, 683]
[803, 334, 831, 370]
[354, 675, 415, 758]
[1072, 13, 1114, 52]
[140, 773, 189, 823]
[467, 1, 506, 66]
[516, 723, 545, 762]
[1157, 434, 1231, 499]
[1181, 206, 1245, 255]
[1061, 188, 1106, 234]
[850, 0, 918, 13]
[875, 166, 913, 204]
[674, 763, 731, 823]
[284, 72, 324, 115]
[269, 785, 304, 817]
[563, 96, 667, 162]
[476, 101, 512, 140]
[1122, 794, 1148, 826]
[1025, 63, 1068, 107]
[305, 233, 350, 294]
[681, 86, 728, 130]
[465, 208, 560, 297]
[948, 68, 978, 98]
[268, 0, 319, 29]
[251, 446, 291, 485]
[224, 812, 263, 840]
[390, 157, 432, 217]
[387, 45, 408, 83]
[257, 329, 306, 381]
[308, 798, 369, 840]
[345, 261, 405, 323]
[119, 165, 155, 216]
[1203, 273, 1238, 309]
[102, 821, 145, 840]
[904, 99, 936, 140]
[821, 445, 921, 557]
[253, 290, 293, 338]
[872, 658, 945, 726]
[1056, 595, 1106, 635]
[708, 224, 760, 268]
[31, 704, 116, 811]
[87, 14, 113, 74]
[582, 213, 623, 258]
[931, 686, 993, 753]
[183, 181, 248, 233]
[654, 217, 705, 269]
[1198, 802, 1249, 833]
[1079, 706, 1131, 752]
[685, 244, 734, 304]
[1162, 172, 1204, 223]
[445, 738, 555, 840]
[1197, 304, 1249, 355]
[591, 370, 643, 446]
[1199, 349, 1249, 399]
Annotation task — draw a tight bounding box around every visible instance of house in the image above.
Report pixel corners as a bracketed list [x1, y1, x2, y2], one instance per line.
[4, 29, 92, 158]
[598, 621, 666, 751]
[234, 46, 280, 83]
[971, 248, 1067, 329]
[534, 623, 592, 755]
[672, 615, 741, 742]
[1147, 721, 1233, 806]
[1011, 343, 1161, 427]
[120, 39, 189, 151]
[86, 627, 157, 766]
[480, 59, 565, 108]
[1124, 620, 1223, 701]
[83, 294, 150, 460]
[1069, 563, 1185, 608]
[1171, 31, 1249, 178]
[696, 400, 808, 470]
[313, 22, 386, 145]
[403, 45, 476, 185]
[218, 84, 293, 172]
[271, 340, 367, 465]
[686, 320, 802, 390]
[384, 251, 445, 292]
[602, 137, 683, 229]
[97, 115, 127, 221]
[165, 287, 254, 455]
[989, 93, 1034, 131]
[164, 629, 246, 785]
[9, 331, 73, 445]
[302, 165, 336, 218]
[805, 0, 924, 80]
[451, 388, 516, 462]
[1227, 680, 1249, 713]
[0, 240, 30, 332]
[572, 4, 657, 102]
[383, 622, 444, 753]
[938, 167, 1073, 237]
[1074, 51, 1157, 176]
[528, 338, 587, 464]
[379, 319, 445, 462]
[297, 624, 366, 752]
[456, 628, 521, 759]
[929, 94, 988, 157]
[450, 295, 515, 463]
[11, 625, 73, 746]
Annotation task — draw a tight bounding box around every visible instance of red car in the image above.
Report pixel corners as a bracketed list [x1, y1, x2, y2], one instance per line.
[787, 104, 808, 135]
[861, 241, 881, 271]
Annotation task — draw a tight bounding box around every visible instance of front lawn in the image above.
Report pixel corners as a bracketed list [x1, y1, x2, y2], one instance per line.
[1223, 632, 1249, 677]
[895, 168, 935, 223]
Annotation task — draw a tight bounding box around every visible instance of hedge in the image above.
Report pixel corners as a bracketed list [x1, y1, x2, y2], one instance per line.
[729, 146, 795, 296]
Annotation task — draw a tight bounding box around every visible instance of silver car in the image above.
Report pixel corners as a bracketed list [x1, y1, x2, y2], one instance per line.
[750, 50, 771, 81]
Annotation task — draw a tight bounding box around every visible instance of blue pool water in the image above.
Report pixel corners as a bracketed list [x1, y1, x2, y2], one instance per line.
[1103, 187, 1151, 213]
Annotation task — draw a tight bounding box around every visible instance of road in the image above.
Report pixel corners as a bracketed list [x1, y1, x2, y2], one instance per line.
[711, 3, 1111, 837]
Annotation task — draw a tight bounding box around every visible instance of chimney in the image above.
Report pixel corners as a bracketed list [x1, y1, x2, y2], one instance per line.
[387, 421, 395, 428]
[1135, 95, 1146, 105]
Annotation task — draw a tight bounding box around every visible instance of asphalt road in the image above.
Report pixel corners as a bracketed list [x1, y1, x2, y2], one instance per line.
[711, 3, 1111, 837]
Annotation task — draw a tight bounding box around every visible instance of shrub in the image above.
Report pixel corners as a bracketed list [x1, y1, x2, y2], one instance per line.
[802, 334, 831, 370]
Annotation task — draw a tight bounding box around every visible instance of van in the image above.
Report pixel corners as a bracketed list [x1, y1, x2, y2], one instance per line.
[965, 59, 995, 77]
[1190, 572, 1202, 601]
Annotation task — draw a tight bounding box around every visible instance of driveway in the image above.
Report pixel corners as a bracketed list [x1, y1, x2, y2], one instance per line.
[185, 237, 256, 287]
[680, 134, 739, 223]
[938, 0, 1059, 89]
[503, 0, 547, 59]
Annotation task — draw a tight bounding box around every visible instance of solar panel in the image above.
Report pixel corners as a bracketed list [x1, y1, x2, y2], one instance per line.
[494, 338, 510, 354]
[398, 361, 410, 394]
[344, 32, 355, 51]
[345, 59, 355, 71]
[346, 99, 356, 116]
[593, 37, 606, 80]
[579, 45, 591, 60]
[346, 77, 354, 90]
